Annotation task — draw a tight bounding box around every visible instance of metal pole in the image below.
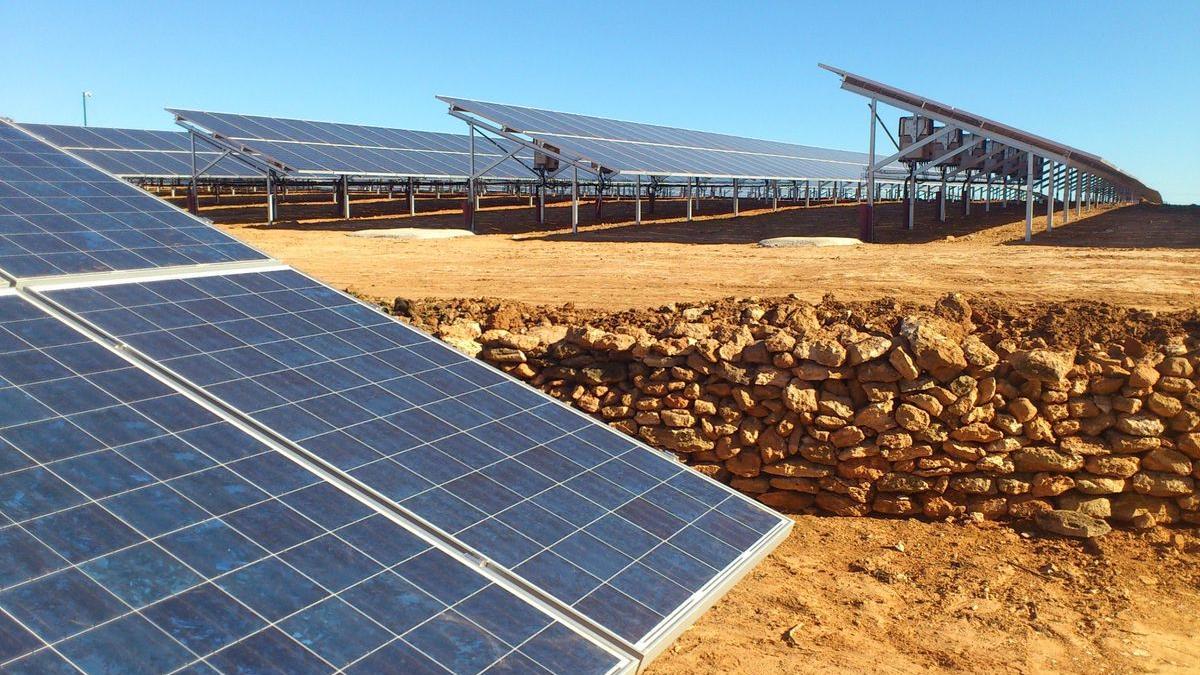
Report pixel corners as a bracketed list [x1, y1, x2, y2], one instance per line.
[266, 171, 277, 224]
[832, 180, 839, 205]
[407, 177, 415, 216]
[805, 179, 811, 207]
[1002, 174, 1008, 208]
[187, 131, 199, 215]
[537, 180, 545, 226]
[1062, 167, 1070, 224]
[772, 179, 779, 212]
[635, 174, 642, 224]
[571, 166, 578, 234]
[907, 167, 915, 230]
[468, 125, 477, 233]
[985, 172, 992, 212]
[339, 175, 351, 219]
[686, 178, 693, 221]
[732, 178, 739, 217]
[1080, 171, 1089, 216]
[938, 166, 946, 222]
[1024, 153, 1034, 242]
[1046, 161, 1055, 232]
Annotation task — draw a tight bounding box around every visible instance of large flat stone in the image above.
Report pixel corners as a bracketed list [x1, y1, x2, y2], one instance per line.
[349, 228, 474, 240]
[758, 236, 862, 248]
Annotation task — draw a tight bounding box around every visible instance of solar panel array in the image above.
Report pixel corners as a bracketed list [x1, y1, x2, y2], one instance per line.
[0, 291, 621, 674]
[438, 96, 910, 182]
[0, 121, 267, 279]
[21, 124, 259, 179]
[0, 119, 791, 672]
[168, 109, 535, 180]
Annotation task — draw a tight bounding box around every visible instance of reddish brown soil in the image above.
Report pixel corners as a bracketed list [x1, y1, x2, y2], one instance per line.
[646, 517, 1200, 675]
[202, 199, 1200, 312]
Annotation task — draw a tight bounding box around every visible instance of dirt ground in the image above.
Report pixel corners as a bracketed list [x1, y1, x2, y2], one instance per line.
[192, 195, 1200, 312]
[646, 517, 1200, 675]
[187, 193, 1200, 674]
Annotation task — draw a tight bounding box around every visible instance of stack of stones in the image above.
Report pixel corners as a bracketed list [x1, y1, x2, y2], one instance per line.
[429, 295, 1200, 529]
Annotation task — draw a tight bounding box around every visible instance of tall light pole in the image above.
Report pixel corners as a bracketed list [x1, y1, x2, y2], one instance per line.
[82, 91, 92, 126]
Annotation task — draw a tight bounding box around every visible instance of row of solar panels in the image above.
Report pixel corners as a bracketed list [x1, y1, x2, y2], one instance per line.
[15, 103, 911, 185]
[0, 119, 791, 673]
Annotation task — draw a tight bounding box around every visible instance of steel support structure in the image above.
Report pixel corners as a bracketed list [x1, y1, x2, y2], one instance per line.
[1024, 153, 1034, 242]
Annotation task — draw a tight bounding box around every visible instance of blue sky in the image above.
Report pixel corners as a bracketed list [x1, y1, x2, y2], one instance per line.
[2, 1, 1196, 203]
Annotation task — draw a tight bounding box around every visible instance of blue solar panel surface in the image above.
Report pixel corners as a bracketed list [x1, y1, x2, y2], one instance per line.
[45, 269, 789, 647]
[438, 96, 907, 181]
[0, 121, 266, 280]
[0, 291, 624, 674]
[168, 109, 533, 180]
[21, 124, 258, 179]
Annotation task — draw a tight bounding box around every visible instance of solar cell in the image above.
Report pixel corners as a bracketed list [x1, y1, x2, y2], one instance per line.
[21, 124, 258, 179]
[439, 96, 910, 181]
[43, 267, 791, 653]
[0, 121, 268, 280]
[168, 109, 535, 180]
[0, 289, 628, 674]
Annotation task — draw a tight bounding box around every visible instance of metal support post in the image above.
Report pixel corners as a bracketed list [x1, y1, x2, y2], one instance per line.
[732, 178, 739, 216]
[686, 178, 693, 221]
[338, 175, 350, 219]
[1076, 172, 1083, 217]
[985, 173, 992, 212]
[407, 177, 415, 216]
[938, 166, 947, 223]
[467, 125, 477, 233]
[635, 175, 642, 224]
[1062, 167, 1070, 225]
[1024, 153, 1034, 242]
[571, 166, 579, 234]
[805, 179, 811, 207]
[266, 171, 277, 224]
[1046, 162, 1055, 232]
[187, 132, 199, 215]
[771, 179, 779, 212]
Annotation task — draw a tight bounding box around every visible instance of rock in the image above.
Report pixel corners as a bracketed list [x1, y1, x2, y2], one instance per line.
[782, 382, 819, 412]
[1009, 349, 1073, 383]
[899, 318, 967, 380]
[808, 338, 847, 368]
[1116, 413, 1166, 437]
[814, 491, 870, 516]
[1128, 363, 1161, 389]
[896, 403, 931, 432]
[889, 346, 920, 380]
[1057, 494, 1112, 519]
[763, 457, 833, 478]
[1035, 510, 1111, 538]
[639, 427, 714, 453]
[877, 473, 933, 493]
[758, 490, 813, 511]
[1142, 448, 1192, 475]
[950, 422, 1003, 443]
[1012, 447, 1083, 473]
[1131, 472, 1193, 497]
[1111, 493, 1179, 526]
[442, 336, 483, 357]
[847, 336, 892, 365]
[1084, 455, 1140, 478]
[1008, 397, 1039, 423]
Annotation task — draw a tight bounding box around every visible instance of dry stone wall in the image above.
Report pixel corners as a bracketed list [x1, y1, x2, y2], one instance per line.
[406, 295, 1200, 529]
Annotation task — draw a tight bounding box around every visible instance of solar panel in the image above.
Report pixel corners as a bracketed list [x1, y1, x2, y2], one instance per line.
[0, 288, 628, 674]
[21, 124, 259, 179]
[41, 267, 791, 655]
[168, 109, 535, 180]
[0, 121, 268, 280]
[438, 96, 910, 181]
[818, 64, 1160, 202]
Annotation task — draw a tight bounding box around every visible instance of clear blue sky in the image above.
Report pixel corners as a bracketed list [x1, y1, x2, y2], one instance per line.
[2, 1, 1196, 203]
